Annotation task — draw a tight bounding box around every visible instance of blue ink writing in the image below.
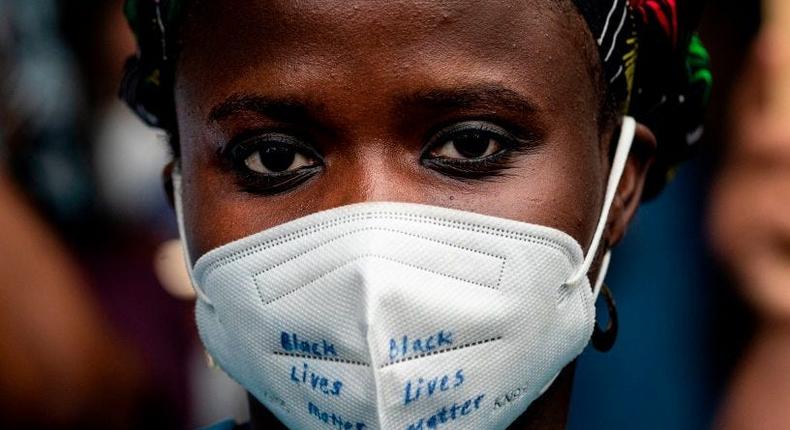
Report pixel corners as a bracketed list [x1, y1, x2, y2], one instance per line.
[281, 332, 337, 357]
[403, 369, 465, 406]
[307, 401, 367, 430]
[389, 330, 453, 362]
[405, 394, 485, 430]
[290, 362, 343, 396]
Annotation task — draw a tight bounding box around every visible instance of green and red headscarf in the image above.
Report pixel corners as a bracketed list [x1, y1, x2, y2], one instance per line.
[570, 0, 712, 196]
[121, 0, 712, 197]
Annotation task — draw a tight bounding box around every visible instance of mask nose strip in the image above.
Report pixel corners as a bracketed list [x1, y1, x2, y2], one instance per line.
[566, 116, 635, 288]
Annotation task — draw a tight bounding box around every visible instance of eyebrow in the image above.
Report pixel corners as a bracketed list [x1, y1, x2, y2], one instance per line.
[396, 84, 540, 115]
[208, 84, 539, 124]
[208, 93, 324, 123]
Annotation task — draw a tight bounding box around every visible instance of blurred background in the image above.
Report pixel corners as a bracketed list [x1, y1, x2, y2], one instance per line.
[0, 1, 788, 429]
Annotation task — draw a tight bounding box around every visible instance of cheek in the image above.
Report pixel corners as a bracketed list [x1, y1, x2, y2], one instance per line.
[177, 118, 264, 263]
[429, 132, 605, 250]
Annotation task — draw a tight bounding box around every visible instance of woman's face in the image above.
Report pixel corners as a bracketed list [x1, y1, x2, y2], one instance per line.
[173, 0, 647, 265]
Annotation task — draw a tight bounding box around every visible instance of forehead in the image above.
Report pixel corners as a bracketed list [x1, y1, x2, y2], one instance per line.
[177, 0, 596, 121]
[182, 0, 574, 43]
[184, 0, 573, 43]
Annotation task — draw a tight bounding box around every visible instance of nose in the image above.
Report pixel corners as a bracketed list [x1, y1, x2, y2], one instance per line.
[319, 145, 427, 209]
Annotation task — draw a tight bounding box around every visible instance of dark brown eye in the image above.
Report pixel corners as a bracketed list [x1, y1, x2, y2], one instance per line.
[432, 130, 502, 160]
[231, 132, 321, 175]
[419, 120, 534, 180]
[428, 122, 511, 160]
[244, 145, 314, 174]
[225, 132, 324, 195]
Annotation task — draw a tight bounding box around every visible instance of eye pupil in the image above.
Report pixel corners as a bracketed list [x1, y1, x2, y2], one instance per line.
[453, 132, 490, 158]
[261, 146, 296, 172]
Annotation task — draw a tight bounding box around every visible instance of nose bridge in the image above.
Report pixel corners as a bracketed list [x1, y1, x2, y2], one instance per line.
[322, 142, 423, 207]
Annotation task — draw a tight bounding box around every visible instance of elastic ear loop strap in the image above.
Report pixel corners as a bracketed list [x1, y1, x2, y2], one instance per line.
[173, 168, 214, 305]
[567, 116, 636, 299]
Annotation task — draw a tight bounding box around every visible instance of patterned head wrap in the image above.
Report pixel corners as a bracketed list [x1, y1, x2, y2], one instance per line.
[121, 0, 712, 197]
[571, 0, 712, 196]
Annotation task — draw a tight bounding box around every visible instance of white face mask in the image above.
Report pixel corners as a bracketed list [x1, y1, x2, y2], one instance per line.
[175, 117, 636, 430]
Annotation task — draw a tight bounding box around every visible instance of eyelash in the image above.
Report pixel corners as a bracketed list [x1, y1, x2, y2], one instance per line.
[224, 121, 536, 194]
[420, 120, 537, 180]
[224, 131, 324, 195]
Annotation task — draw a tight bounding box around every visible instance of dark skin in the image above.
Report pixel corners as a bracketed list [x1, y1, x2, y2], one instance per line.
[169, 1, 656, 428]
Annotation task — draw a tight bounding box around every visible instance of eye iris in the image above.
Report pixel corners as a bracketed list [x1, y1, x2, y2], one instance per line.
[453, 131, 491, 158]
[261, 146, 296, 172]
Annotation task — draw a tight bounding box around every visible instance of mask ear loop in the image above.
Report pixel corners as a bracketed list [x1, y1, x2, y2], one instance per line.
[172, 166, 214, 306]
[592, 251, 611, 300]
[566, 116, 636, 299]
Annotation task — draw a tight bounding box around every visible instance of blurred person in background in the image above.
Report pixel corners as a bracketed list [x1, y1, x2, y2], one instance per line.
[0, 167, 143, 428]
[61, 2, 196, 425]
[710, 0, 790, 428]
[1, 0, 203, 427]
[570, 2, 763, 429]
[0, 0, 144, 427]
[62, 2, 251, 423]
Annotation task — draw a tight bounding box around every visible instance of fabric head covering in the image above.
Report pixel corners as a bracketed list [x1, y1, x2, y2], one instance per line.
[121, 0, 711, 198]
[571, 0, 712, 196]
